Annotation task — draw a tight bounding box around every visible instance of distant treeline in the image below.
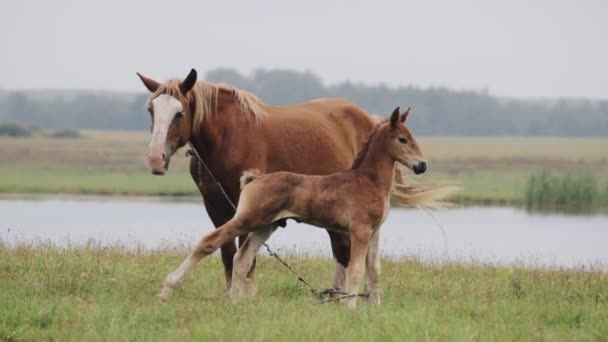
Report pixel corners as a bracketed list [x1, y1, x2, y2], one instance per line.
[1, 68, 607, 136]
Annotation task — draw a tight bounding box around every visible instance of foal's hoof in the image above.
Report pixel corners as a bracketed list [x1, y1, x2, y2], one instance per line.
[365, 292, 381, 306]
[158, 286, 173, 303]
[244, 280, 258, 298]
[344, 298, 358, 309]
[229, 291, 243, 304]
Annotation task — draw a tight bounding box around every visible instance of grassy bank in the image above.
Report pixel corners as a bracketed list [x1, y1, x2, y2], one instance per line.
[2, 132, 608, 205]
[1, 243, 607, 340]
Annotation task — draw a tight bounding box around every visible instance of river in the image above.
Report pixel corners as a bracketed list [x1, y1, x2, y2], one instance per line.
[1, 196, 607, 269]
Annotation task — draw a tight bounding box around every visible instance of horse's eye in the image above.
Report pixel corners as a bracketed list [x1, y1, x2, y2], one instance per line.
[175, 111, 183, 117]
[398, 137, 408, 144]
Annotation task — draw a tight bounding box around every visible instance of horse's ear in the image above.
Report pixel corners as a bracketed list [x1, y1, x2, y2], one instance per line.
[136, 72, 160, 93]
[400, 107, 411, 122]
[180, 68, 197, 94]
[390, 106, 400, 128]
[217, 86, 237, 104]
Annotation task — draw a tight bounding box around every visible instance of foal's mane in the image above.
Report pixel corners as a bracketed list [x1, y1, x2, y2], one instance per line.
[350, 120, 387, 170]
[149, 79, 266, 127]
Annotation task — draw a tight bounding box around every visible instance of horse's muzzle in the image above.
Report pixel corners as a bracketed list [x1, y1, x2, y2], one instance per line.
[147, 145, 170, 175]
[413, 161, 427, 175]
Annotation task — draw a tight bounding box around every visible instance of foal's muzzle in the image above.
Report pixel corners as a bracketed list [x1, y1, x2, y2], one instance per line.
[413, 161, 427, 175]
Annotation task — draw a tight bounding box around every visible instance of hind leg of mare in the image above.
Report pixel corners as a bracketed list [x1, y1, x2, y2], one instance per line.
[364, 227, 381, 305]
[327, 230, 350, 296]
[230, 225, 278, 301]
[158, 219, 245, 302]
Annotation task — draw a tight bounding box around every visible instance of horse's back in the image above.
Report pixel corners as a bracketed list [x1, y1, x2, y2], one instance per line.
[265, 98, 373, 125]
[262, 98, 377, 164]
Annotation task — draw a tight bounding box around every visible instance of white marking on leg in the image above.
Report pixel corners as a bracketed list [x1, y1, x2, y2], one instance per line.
[158, 253, 197, 302]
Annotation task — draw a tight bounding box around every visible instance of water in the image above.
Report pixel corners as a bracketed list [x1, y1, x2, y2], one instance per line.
[2, 197, 607, 269]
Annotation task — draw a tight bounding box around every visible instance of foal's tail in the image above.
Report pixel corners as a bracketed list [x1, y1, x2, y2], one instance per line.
[240, 169, 261, 190]
[391, 165, 461, 208]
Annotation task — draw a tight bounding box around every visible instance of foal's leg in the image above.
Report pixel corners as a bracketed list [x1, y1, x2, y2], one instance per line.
[344, 226, 372, 309]
[230, 225, 278, 301]
[364, 228, 381, 305]
[158, 219, 244, 302]
[193, 159, 241, 291]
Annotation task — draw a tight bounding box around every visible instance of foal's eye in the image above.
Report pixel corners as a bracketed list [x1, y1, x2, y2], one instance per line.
[175, 111, 183, 117]
[398, 137, 408, 144]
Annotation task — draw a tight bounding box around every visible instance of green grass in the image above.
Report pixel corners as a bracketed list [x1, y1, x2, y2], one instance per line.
[2, 133, 608, 207]
[0, 167, 195, 197]
[1, 243, 607, 340]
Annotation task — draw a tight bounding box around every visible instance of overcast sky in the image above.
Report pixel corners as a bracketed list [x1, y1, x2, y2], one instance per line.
[1, 0, 606, 98]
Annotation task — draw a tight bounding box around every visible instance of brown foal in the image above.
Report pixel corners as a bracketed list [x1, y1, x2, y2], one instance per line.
[159, 107, 427, 308]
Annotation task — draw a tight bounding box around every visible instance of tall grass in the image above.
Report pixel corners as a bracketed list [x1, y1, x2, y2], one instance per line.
[525, 172, 607, 212]
[1, 242, 607, 340]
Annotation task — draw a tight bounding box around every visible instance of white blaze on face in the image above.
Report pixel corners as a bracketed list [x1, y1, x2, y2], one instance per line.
[150, 94, 183, 148]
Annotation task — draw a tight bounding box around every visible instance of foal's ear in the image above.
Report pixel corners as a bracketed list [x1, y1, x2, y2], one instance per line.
[390, 106, 400, 128]
[179, 68, 197, 94]
[400, 107, 411, 123]
[136, 72, 160, 93]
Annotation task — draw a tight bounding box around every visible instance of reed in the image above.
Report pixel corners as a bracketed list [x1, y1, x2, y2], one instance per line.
[524, 172, 606, 212]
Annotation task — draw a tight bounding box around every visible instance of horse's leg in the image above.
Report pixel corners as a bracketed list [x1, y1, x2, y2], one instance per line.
[203, 201, 238, 291]
[344, 225, 371, 309]
[327, 231, 350, 295]
[158, 219, 244, 302]
[364, 227, 381, 305]
[230, 225, 277, 301]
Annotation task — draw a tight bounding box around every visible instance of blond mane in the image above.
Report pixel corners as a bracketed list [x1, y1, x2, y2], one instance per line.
[148, 79, 267, 128]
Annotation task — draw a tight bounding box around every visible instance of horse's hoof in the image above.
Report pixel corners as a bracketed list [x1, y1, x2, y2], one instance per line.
[158, 286, 173, 303]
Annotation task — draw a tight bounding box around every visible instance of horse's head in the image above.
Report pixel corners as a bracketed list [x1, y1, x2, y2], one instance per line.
[386, 107, 427, 175]
[136, 69, 197, 175]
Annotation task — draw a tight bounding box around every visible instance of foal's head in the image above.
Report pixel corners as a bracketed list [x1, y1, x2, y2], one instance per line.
[384, 107, 427, 175]
[136, 69, 198, 175]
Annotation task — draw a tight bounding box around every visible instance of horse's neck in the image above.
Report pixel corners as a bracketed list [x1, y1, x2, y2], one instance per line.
[190, 105, 248, 161]
[354, 135, 395, 194]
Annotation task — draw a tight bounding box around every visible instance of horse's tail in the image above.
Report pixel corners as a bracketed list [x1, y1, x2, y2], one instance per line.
[391, 165, 461, 208]
[240, 169, 261, 190]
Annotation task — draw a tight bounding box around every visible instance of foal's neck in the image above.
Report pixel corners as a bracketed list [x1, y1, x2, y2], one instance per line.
[354, 132, 395, 193]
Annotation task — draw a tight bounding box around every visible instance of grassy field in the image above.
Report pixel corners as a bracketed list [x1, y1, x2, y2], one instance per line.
[1, 242, 607, 341]
[2, 132, 608, 205]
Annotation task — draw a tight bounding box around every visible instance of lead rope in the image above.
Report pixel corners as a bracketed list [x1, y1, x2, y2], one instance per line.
[185, 142, 368, 303]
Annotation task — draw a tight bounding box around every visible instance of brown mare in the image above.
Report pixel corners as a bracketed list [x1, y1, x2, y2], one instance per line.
[159, 107, 425, 308]
[136, 69, 447, 297]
